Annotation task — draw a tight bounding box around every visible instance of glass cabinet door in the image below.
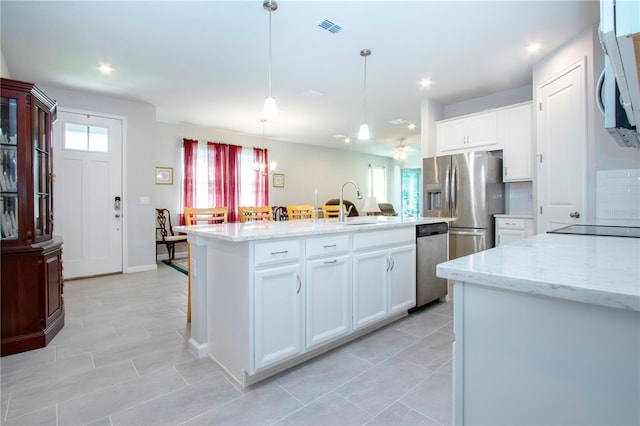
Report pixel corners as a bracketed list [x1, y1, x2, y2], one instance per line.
[1, 95, 18, 240]
[33, 105, 52, 242]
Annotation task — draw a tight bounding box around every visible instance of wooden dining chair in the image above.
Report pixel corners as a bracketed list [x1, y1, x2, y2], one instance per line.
[183, 207, 228, 322]
[321, 204, 347, 218]
[286, 204, 315, 221]
[156, 208, 187, 262]
[184, 207, 228, 225]
[238, 206, 273, 223]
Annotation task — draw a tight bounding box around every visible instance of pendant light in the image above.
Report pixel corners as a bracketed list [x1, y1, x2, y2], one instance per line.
[358, 49, 371, 140]
[263, 0, 278, 120]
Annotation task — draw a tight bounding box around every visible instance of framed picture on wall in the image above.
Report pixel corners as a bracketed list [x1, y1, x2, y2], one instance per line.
[273, 173, 285, 188]
[155, 167, 173, 185]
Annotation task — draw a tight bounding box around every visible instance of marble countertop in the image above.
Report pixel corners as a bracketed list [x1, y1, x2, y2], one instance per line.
[494, 214, 534, 219]
[175, 216, 454, 242]
[437, 233, 640, 311]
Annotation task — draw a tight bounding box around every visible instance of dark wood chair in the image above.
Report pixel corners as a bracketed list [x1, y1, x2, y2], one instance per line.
[156, 208, 187, 262]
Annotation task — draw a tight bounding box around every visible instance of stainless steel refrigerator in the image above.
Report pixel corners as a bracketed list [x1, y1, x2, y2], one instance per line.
[423, 151, 504, 260]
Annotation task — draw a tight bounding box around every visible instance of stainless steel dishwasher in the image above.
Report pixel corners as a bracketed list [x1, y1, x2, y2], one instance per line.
[415, 222, 449, 308]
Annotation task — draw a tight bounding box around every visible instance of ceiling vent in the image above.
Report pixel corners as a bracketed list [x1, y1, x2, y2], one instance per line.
[318, 19, 343, 34]
[390, 118, 409, 125]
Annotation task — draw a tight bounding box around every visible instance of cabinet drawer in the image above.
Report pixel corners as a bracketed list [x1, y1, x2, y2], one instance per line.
[353, 227, 414, 251]
[496, 218, 525, 230]
[306, 234, 350, 259]
[254, 239, 301, 267]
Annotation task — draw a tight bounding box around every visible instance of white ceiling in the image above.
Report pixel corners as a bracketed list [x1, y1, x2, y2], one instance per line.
[1, 1, 600, 158]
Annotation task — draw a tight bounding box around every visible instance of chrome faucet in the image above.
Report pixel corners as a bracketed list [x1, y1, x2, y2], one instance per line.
[339, 180, 363, 222]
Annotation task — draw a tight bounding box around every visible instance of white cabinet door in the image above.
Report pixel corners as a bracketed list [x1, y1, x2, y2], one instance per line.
[254, 263, 303, 371]
[466, 112, 498, 149]
[388, 245, 416, 314]
[306, 255, 351, 349]
[537, 60, 587, 232]
[353, 249, 388, 330]
[437, 111, 499, 155]
[502, 102, 533, 182]
[496, 229, 525, 246]
[437, 119, 467, 152]
[495, 217, 534, 246]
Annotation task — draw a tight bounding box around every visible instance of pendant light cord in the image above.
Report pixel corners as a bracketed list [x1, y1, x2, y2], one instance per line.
[362, 54, 367, 123]
[268, 7, 273, 98]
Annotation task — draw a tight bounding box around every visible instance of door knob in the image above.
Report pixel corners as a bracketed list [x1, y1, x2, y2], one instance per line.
[115, 213, 121, 218]
[569, 211, 580, 218]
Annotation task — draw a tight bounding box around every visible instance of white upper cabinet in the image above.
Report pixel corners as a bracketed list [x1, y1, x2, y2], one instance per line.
[501, 102, 533, 182]
[436, 110, 500, 155]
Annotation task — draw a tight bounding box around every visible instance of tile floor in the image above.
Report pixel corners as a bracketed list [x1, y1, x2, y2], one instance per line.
[1, 262, 453, 426]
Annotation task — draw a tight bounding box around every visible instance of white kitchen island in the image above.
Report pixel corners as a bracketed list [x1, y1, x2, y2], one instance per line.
[175, 216, 452, 386]
[437, 232, 640, 425]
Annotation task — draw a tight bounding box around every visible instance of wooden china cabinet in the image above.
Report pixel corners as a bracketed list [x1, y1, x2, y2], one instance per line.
[1, 78, 64, 356]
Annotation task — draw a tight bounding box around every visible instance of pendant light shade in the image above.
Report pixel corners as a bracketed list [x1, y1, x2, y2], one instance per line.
[263, 96, 277, 120]
[358, 49, 372, 140]
[263, 0, 278, 120]
[358, 124, 370, 140]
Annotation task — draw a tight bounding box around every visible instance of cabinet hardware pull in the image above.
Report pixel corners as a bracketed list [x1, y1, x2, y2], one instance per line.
[296, 275, 301, 294]
[324, 259, 337, 264]
[323, 244, 337, 248]
[390, 257, 395, 270]
[569, 211, 580, 218]
[270, 250, 288, 255]
[385, 257, 390, 271]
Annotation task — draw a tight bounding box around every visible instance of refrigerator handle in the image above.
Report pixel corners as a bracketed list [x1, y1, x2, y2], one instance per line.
[444, 164, 451, 216]
[450, 165, 457, 217]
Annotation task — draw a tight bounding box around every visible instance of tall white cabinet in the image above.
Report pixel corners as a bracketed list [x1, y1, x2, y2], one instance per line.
[501, 102, 533, 182]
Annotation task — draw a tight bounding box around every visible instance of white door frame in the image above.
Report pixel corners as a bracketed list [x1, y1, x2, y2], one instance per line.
[55, 107, 128, 275]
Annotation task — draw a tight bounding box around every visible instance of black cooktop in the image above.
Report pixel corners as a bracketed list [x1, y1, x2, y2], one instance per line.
[548, 225, 640, 238]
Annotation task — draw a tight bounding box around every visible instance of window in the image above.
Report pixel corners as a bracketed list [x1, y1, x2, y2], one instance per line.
[401, 168, 422, 217]
[63, 123, 108, 152]
[368, 165, 386, 202]
[186, 143, 263, 208]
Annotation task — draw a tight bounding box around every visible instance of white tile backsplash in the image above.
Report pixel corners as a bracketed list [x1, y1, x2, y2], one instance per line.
[596, 168, 640, 223]
[505, 182, 533, 215]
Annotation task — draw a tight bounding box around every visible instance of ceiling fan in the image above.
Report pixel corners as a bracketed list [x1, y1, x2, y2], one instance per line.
[392, 138, 415, 160]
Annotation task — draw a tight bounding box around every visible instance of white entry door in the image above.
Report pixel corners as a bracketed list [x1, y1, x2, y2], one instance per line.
[53, 111, 123, 278]
[537, 59, 587, 232]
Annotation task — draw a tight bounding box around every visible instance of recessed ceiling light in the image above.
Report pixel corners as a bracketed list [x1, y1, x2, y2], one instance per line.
[420, 78, 432, 88]
[526, 43, 541, 53]
[344, 137, 351, 143]
[408, 123, 417, 130]
[98, 63, 114, 75]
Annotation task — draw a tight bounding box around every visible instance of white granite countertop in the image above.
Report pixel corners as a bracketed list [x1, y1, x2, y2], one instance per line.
[437, 233, 640, 311]
[494, 214, 534, 219]
[175, 216, 453, 242]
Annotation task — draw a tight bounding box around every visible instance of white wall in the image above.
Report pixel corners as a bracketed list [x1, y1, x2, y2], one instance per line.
[39, 85, 158, 272]
[444, 85, 532, 119]
[420, 98, 444, 160]
[1, 49, 10, 78]
[155, 121, 395, 216]
[532, 25, 640, 223]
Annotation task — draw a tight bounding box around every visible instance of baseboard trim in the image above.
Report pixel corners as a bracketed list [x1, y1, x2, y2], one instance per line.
[126, 264, 158, 273]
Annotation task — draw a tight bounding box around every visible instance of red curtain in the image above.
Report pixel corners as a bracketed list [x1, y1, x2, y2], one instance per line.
[253, 147, 269, 206]
[210, 142, 243, 222]
[181, 138, 198, 225]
